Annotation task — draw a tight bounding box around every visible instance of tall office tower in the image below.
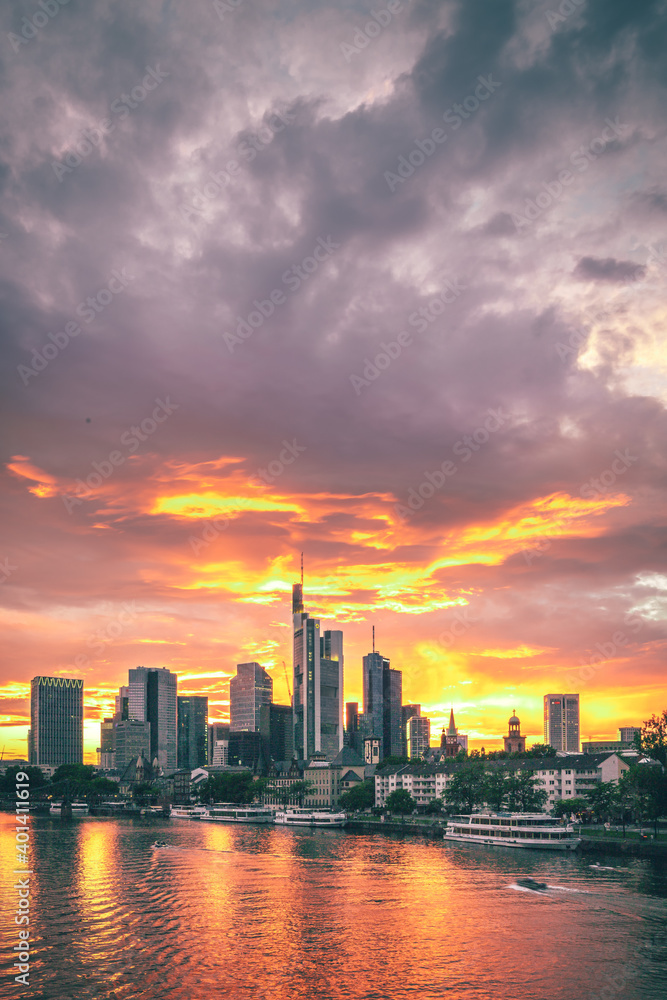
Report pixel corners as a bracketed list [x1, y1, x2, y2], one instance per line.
[208, 723, 230, 764]
[30, 676, 83, 767]
[114, 720, 151, 772]
[128, 666, 178, 770]
[320, 629, 344, 756]
[99, 718, 115, 768]
[406, 715, 430, 759]
[362, 651, 403, 759]
[543, 693, 580, 752]
[115, 686, 129, 721]
[401, 704, 421, 756]
[228, 730, 264, 769]
[292, 573, 344, 759]
[177, 696, 209, 769]
[260, 703, 294, 762]
[345, 702, 360, 751]
[229, 662, 273, 732]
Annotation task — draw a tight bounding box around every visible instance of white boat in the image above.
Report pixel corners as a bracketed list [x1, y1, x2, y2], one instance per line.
[445, 813, 580, 850]
[203, 805, 275, 824]
[49, 801, 89, 815]
[274, 809, 347, 828]
[170, 805, 198, 819]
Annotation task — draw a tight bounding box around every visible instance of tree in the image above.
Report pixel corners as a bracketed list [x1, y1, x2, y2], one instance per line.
[634, 711, 667, 766]
[483, 769, 509, 811]
[621, 765, 667, 837]
[289, 780, 314, 806]
[553, 797, 588, 819]
[444, 761, 486, 813]
[339, 780, 375, 812]
[377, 756, 411, 770]
[525, 744, 556, 758]
[51, 764, 96, 783]
[385, 789, 415, 815]
[204, 771, 255, 804]
[0, 765, 46, 798]
[425, 798, 444, 815]
[506, 771, 548, 812]
[587, 782, 617, 823]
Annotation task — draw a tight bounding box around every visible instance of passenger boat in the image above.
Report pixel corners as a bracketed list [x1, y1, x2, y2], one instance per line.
[49, 801, 89, 815]
[445, 813, 580, 850]
[274, 809, 347, 828]
[202, 805, 274, 824]
[170, 805, 199, 819]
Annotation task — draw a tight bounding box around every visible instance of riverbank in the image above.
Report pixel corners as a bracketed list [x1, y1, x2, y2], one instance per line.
[345, 817, 667, 857]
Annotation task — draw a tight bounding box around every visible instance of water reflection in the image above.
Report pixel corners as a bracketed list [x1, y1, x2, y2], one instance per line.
[0, 814, 666, 1000]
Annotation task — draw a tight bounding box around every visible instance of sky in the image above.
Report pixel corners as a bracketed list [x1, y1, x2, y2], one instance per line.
[1, 0, 666, 762]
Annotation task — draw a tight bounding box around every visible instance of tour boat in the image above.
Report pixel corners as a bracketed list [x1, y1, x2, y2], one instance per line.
[50, 801, 89, 815]
[202, 805, 275, 824]
[170, 805, 199, 819]
[274, 809, 347, 828]
[445, 813, 580, 850]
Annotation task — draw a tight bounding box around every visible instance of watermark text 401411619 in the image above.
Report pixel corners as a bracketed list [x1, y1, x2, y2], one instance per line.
[14, 771, 31, 987]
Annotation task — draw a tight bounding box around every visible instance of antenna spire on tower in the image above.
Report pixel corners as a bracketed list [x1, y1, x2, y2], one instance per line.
[300, 551, 303, 586]
[372, 625, 375, 653]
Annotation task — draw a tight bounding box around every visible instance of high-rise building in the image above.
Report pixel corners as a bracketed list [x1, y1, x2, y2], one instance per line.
[406, 715, 430, 758]
[177, 696, 208, 769]
[229, 662, 273, 732]
[292, 576, 344, 759]
[401, 704, 420, 756]
[114, 720, 151, 772]
[115, 686, 129, 721]
[543, 693, 580, 752]
[30, 676, 83, 767]
[128, 666, 177, 770]
[98, 718, 115, 768]
[345, 702, 360, 752]
[228, 730, 264, 770]
[208, 723, 230, 765]
[362, 651, 402, 759]
[259, 703, 294, 762]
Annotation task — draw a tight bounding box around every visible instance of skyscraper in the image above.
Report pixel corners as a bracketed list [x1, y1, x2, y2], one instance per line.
[177, 696, 209, 769]
[30, 676, 84, 767]
[98, 717, 115, 768]
[115, 685, 129, 721]
[362, 650, 402, 759]
[543, 693, 580, 752]
[208, 723, 230, 765]
[406, 715, 430, 758]
[128, 666, 177, 770]
[229, 662, 273, 731]
[401, 704, 421, 756]
[292, 571, 344, 759]
[114, 720, 151, 772]
[259, 703, 294, 762]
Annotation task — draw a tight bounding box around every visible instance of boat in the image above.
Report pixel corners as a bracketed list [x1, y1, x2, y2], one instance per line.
[445, 813, 581, 850]
[152, 840, 170, 849]
[516, 877, 548, 891]
[170, 805, 199, 819]
[274, 809, 347, 828]
[203, 805, 274, 824]
[49, 801, 89, 815]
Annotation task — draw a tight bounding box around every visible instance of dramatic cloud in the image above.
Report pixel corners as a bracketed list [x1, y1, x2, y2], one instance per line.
[1, 0, 666, 757]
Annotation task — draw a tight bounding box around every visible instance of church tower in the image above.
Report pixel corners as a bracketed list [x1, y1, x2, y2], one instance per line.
[503, 711, 526, 753]
[441, 708, 461, 758]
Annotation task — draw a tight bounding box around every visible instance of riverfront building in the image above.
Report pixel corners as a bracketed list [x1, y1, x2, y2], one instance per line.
[29, 676, 84, 767]
[229, 662, 272, 732]
[544, 693, 580, 752]
[128, 666, 177, 770]
[177, 695, 208, 769]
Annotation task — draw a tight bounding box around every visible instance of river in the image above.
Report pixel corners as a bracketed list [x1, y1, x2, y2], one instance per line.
[1, 814, 666, 999]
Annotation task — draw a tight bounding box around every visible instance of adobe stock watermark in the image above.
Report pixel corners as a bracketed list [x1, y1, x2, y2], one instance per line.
[437, 606, 482, 649]
[14, 771, 31, 987]
[384, 75, 502, 192]
[580, 449, 638, 501]
[223, 236, 340, 353]
[52, 65, 169, 181]
[61, 397, 179, 512]
[213, 0, 246, 19]
[0, 556, 18, 583]
[512, 118, 629, 232]
[189, 514, 232, 556]
[565, 612, 643, 688]
[340, 0, 408, 63]
[350, 279, 467, 396]
[69, 601, 143, 670]
[17, 269, 134, 386]
[8, 0, 70, 54]
[249, 439, 306, 487]
[394, 408, 510, 521]
[546, 0, 586, 32]
[180, 109, 295, 223]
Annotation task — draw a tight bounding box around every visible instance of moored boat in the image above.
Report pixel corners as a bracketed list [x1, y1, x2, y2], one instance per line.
[202, 805, 274, 824]
[445, 813, 580, 850]
[274, 809, 347, 828]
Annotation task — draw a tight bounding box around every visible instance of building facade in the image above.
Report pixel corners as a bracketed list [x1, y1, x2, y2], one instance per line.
[544, 693, 580, 752]
[128, 666, 177, 770]
[208, 723, 230, 765]
[98, 717, 115, 768]
[406, 715, 430, 759]
[259, 703, 294, 763]
[440, 709, 463, 758]
[114, 720, 151, 772]
[292, 581, 344, 759]
[503, 711, 527, 753]
[229, 662, 273, 732]
[177, 696, 208, 769]
[29, 676, 83, 767]
[362, 650, 403, 759]
[303, 747, 366, 809]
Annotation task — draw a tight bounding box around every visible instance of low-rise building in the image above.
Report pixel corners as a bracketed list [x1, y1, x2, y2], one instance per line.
[304, 747, 366, 808]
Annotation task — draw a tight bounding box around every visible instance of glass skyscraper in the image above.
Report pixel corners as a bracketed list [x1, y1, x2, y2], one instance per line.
[543, 693, 580, 752]
[229, 662, 273, 731]
[29, 676, 83, 767]
[362, 651, 402, 759]
[177, 695, 209, 769]
[128, 666, 177, 770]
